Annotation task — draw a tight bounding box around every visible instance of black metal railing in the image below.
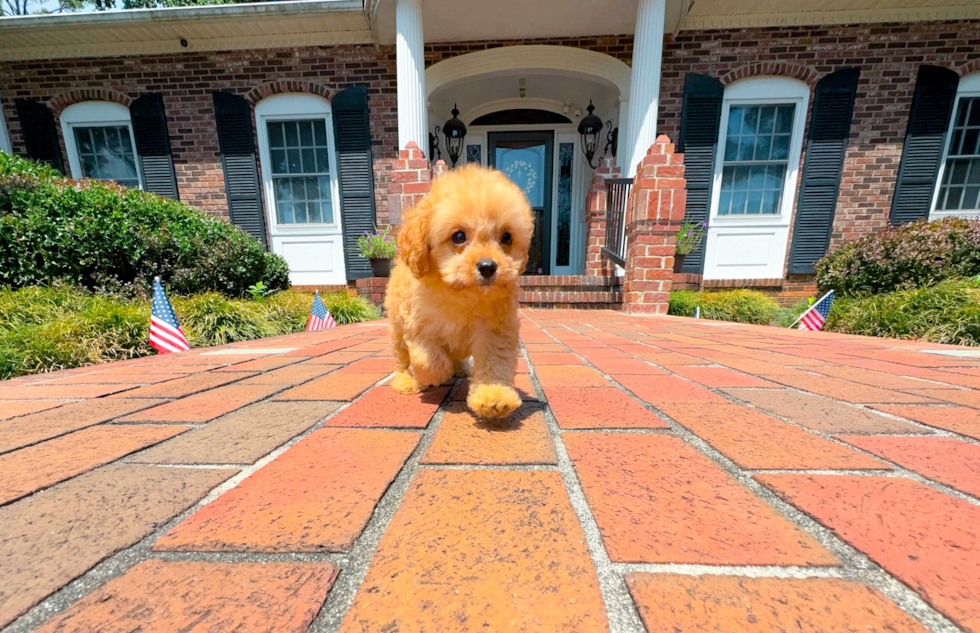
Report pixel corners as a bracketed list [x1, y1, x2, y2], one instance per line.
[601, 177, 632, 267]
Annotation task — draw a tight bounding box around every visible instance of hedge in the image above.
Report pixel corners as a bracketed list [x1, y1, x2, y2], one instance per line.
[668, 289, 781, 325]
[816, 217, 980, 298]
[0, 284, 380, 379]
[0, 152, 290, 297]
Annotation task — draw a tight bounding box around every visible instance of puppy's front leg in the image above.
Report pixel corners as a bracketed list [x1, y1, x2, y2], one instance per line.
[467, 323, 521, 419]
[405, 337, 452, 389]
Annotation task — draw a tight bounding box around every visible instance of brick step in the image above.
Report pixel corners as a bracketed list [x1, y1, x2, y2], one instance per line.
[520, 275, 622, 308]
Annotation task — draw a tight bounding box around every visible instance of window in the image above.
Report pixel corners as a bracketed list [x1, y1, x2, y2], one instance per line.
[254, 94, 340, 231]
[60, 101, 141, 189]
[934, 73, 980, 216]
[718, 105, 795, 215]
[711, 77, 808, 222]
[266, 119, 333, 225]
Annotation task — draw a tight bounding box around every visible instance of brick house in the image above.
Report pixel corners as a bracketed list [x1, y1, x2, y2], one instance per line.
[0, 0, 978, 310]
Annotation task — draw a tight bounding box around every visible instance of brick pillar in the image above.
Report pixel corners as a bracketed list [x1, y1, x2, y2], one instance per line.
[585, 154, 621, 277]
[387, 142, 432, 224]
[431, 159, 449, 180]
[622, 135, 686, 315]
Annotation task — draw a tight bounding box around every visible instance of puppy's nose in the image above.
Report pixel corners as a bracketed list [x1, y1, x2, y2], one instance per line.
[477, 259, 498, 279]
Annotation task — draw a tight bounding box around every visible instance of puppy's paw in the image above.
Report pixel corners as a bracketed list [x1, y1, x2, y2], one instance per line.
[467, 383, 522, 419]
[391, 371, 424, 394]
[412, 364, 451, 389]
[452, 359, 471, 378]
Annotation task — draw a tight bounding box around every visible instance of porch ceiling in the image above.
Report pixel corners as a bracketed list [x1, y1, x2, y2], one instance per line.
[0, 0, 371, 62]
[685, 0, 980, 30]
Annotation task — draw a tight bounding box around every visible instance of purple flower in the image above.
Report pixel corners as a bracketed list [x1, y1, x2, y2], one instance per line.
[701, 222, 707, 227]
[686, 231, 693, 236]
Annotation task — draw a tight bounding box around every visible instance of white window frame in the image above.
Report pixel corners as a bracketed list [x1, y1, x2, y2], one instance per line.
[59, 101, 142, 188]
[702, 76, 809, 280]
[254, 94, 341, 235]
[931, 72, 980, 219]
[709, 77, 809, 226]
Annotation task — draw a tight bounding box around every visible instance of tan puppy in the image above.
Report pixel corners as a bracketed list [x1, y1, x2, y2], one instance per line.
[385, 164, 534, 418]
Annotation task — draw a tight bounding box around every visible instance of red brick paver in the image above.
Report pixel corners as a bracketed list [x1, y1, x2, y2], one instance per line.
[3, 313, 980, 632]
[339, 469, 608, 632]
[758, 474, 980, 631]
[841, 435, 980, 498]
[565, 434, 836, 565]
[0, 465, 234, 628]
[35, 560, 338, 633]
[0, 425, 187, 504]
[155, 428, 419, 552]
[871, 404, 980, 440]
[627, 574, 928, 632]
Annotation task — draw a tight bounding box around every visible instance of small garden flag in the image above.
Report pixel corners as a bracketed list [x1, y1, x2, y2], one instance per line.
[149, 277, 191, 354]
[306, 290, 337, 331]
[795, 290, 835, 332]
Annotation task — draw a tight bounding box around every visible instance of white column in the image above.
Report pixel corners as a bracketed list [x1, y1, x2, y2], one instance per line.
[625, 0, 666, 176]
[396, 0, 427, 152]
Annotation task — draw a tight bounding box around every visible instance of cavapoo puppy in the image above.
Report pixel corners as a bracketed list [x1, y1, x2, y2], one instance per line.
[385, 164, 534, 418]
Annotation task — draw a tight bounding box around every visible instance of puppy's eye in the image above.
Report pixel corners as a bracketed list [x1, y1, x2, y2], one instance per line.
[451, 231, 466, 245]
[501, 232, 512, 246]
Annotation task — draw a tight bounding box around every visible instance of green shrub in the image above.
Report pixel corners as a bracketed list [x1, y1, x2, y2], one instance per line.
[0, 285, 380, 379]
[816, 217, 980, 298]
[825, 278, 980, 346]
[775, 297, 816, 328]
[0, 153, 290, 297]
[668, 289, 780, 325]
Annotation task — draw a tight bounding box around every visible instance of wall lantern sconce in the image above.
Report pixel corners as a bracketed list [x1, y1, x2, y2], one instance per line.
[436, 104, 467, 167]
[577, 100, 618, 169]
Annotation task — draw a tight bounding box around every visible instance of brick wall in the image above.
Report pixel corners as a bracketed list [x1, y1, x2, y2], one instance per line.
[0, 45, 400, 224]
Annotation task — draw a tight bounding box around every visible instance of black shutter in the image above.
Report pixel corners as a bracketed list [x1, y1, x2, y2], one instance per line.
[677, 73, 723, 274]
[14, 99, 64, 173]
[889, 65, 959, 225]
[789, 68, 860, 274]
[212, 91, 266, 245]
[332, 85, 377, 280]
[130, 93, 179, 200]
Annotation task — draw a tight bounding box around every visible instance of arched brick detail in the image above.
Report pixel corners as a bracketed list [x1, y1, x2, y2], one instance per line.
[48, 88, 132, 114]
[720, 63, 818, 87]
[244, 81, 336, 106]
[958, 59, 980, 78]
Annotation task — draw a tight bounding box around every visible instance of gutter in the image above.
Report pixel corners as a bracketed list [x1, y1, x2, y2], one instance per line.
[0, 0, 364, 30]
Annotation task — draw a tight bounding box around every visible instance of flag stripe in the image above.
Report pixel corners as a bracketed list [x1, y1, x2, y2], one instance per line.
[150, 318, 190, 349]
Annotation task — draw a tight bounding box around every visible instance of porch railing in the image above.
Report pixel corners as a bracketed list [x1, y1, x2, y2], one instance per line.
[601, 177, 632, 268]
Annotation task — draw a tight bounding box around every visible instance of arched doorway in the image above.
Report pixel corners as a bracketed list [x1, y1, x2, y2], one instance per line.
[426, 46, 630, 275]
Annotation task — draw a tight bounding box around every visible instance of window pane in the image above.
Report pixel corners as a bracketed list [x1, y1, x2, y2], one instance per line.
[776, 106, 794, 134]
[316, 148, 329, 173]
[73, 125, 139, 188]
[969, 99, 980, 126]
[268, 122, 284, 148]
[313, 120, 327, 145]
[963, 129, 980, 157]
[717, 104, 790, 218]
[724, 135, 739, 161]
[758, 106, 776, 134]
[301, 148, 316, 173]
[270, 149, 288, 174]
[299, 121, 314, 146]
[727, 107, 742, 134]
[556, 143, 573, 267]
[770, 135, 790, 160]
[287, 149, 302, 174]
[284, 122, 299, 147]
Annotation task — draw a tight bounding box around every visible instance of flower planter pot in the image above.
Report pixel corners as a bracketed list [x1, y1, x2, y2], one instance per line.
[672, 253, 687, 273]
[370, 258, 392, 278]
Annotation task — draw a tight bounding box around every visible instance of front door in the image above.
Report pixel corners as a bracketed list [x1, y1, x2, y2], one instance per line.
[488, 131, 554, 275]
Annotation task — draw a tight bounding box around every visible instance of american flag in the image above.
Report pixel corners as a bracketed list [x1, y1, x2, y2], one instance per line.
[149, 277, 190, 354]
[796, 290, 835, 332]
[306, 290, 337, 331]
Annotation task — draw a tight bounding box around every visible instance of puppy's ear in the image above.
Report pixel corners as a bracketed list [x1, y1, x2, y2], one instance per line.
[397, 206, 431, 278]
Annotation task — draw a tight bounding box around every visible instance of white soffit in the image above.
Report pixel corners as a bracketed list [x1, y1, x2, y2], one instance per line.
[0, 0, 371, 62]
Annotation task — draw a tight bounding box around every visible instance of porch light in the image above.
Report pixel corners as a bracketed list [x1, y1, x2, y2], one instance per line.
[442, 104, 467, 167]
[578, 101, 604, 168]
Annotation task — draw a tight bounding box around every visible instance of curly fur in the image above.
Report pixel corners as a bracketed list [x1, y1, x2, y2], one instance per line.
[384, 164, 534, 418]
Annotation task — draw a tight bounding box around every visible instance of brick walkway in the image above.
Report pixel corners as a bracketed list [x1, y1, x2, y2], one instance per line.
[1, 310, 979, 632]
